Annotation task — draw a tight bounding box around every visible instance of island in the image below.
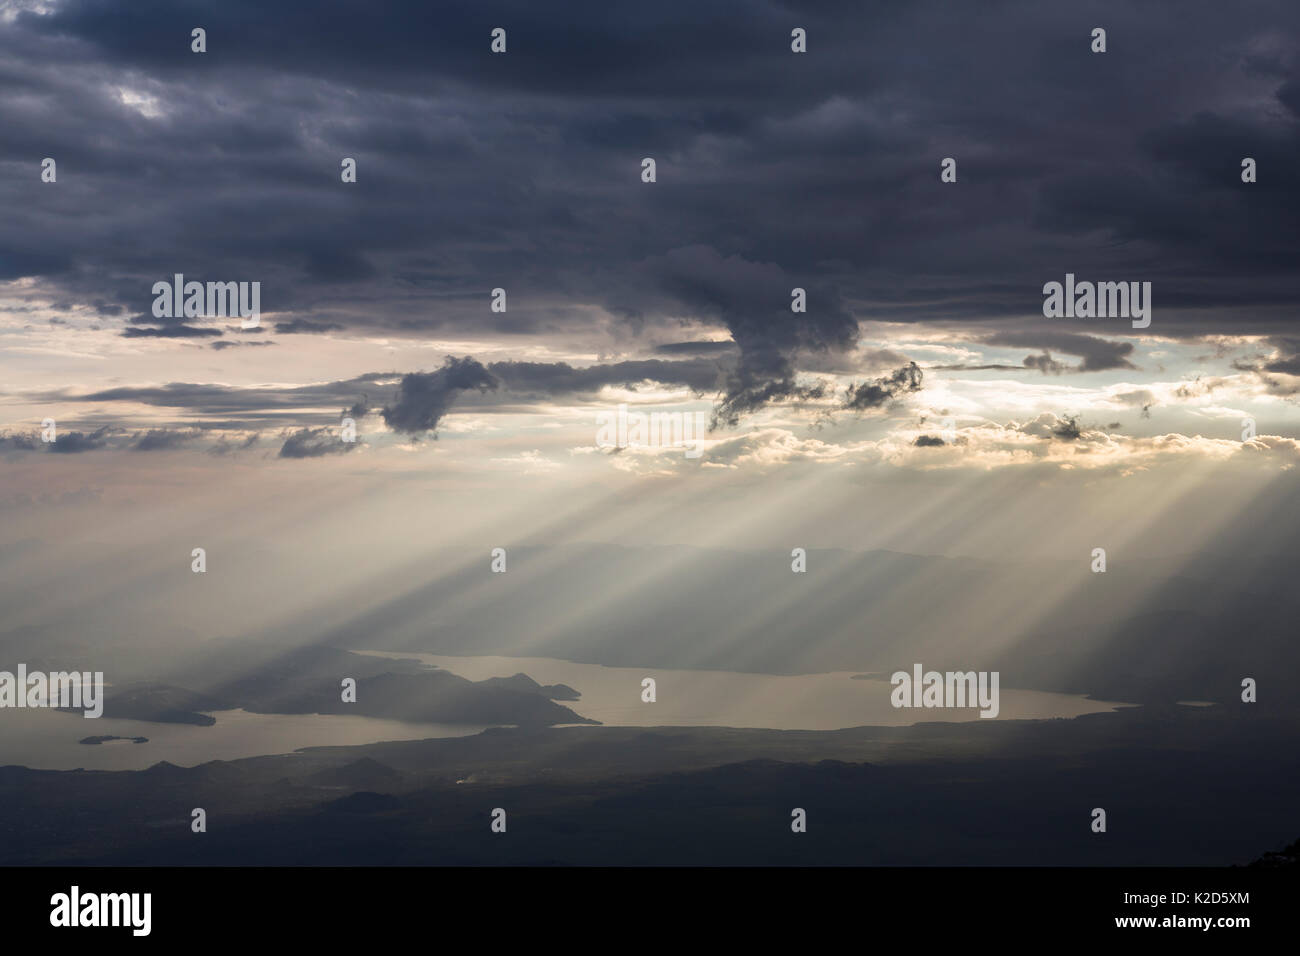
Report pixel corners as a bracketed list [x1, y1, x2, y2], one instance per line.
[79, 735, 149, 746]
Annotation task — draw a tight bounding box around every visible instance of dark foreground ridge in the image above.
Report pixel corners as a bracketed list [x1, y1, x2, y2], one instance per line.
[2, 702, 1295, 866]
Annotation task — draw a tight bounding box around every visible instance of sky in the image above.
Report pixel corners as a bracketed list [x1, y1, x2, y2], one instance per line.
[2, 0, 1299, 604]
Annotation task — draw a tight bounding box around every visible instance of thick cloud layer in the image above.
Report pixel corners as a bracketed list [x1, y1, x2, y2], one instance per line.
[3, 0, 1296, 408]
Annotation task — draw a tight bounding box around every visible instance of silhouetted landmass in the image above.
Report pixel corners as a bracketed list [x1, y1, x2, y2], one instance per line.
[202, 647, 594, 727]
[78, 735, 148, 745]
[49, 649, 594, 729]
[479, 673, 581, 701]
[2, 703, 1295, 866]
[86, 683, 226, 725]
[1249, 836, 1299, 867]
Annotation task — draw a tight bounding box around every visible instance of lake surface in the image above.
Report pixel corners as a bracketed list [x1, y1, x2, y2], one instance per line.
[357, 650, 1129, 730]
[0, 653, 1129, 771]
[0, 707, 490, 772]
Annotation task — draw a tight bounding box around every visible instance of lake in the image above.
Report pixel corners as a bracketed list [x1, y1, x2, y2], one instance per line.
[357, 650, 1129, 730]
[0, 706, 491, 772]
[0, 652, 1128, 771]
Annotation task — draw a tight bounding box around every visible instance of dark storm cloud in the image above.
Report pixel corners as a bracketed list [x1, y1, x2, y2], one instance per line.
[983, 330, 1138, 374]
[380, 356, 498, 435]
[122, 325, 223, 338]
[1022, 352, 1068, 375]
[933, 330, 1138, 374]
[274, 319, 346, 335]
[714, 370, 828, 427]
[278, 426, 356, 458]
[625, 245, 858, 424]
[1231, 335, 1300, 396]
[210, 339, 276, 349]
[131, 428, 200, 451]
[843, 362, 923, 412]
[47, 427, 112, 453]
[1235, 335, 1300, 376]
[50, 375, 392, 419]
[0, 431, 39, 452]
[1052, 416, 1082, 442]
[2, 0, 1298, 419]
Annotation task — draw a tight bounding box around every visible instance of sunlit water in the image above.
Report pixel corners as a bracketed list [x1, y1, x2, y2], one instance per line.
[357, 651, 1129, 731]
[0, 707, 491, 771]
[0, 653, 1130, 771]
